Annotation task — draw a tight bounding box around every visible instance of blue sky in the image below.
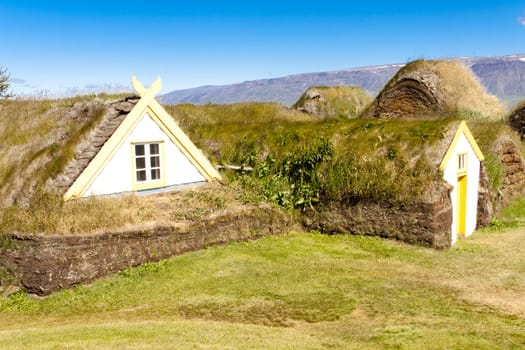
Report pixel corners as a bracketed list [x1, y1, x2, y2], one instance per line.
[2, 1, 525, 96]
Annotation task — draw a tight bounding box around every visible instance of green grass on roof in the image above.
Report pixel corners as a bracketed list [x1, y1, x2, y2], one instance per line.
[0, 96, 522, 233]
[292, 86, 372, 119]
[170, 103, 461, 207]
[365, 59, 505, 120]
[0, 96, 115, 207]
[170, 102, 522, 211]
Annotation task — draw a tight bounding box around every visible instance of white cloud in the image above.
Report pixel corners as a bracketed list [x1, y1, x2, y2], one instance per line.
[9, 81, 131, 98]
[10, 78, 27, 85]
[53, 83, 131, 98]
[518, 16, 525, 26]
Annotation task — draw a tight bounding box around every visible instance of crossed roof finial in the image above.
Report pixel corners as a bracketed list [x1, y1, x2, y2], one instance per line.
[132, 76, 162, 97]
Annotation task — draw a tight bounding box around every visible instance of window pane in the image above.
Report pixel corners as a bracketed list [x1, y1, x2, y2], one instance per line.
[458, 154, 466, 171]
[134, 143, 162, 184]
[135, 144, 145, 156]
[151, 168, 161, 180]
[136, 170, 147, 182]
[150, 155, 160, 168]
[135, 157, 146, 169]
[150, 143, 159, 155]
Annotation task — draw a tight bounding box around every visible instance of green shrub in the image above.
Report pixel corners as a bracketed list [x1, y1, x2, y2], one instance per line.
[232, 140, 333, 210]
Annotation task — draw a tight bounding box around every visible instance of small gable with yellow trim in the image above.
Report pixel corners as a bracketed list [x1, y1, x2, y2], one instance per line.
[439, 121, 484, 244]
[64, 77, 221, 200]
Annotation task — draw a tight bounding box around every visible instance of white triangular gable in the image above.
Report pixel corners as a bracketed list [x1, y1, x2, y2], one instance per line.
[64, 77, 221, 200]
[440, 121, 484, 245]
[439, 121, 484, 171]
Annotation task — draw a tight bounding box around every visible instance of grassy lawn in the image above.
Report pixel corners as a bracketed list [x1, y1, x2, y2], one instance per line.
[1, 228, 524, 349]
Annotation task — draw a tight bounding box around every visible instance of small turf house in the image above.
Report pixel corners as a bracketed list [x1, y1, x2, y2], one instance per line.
[439, 121, 484, 244]
[63, 77, 221, 200]
[301, 119, 488, 249]
[343, 59, 500, 247]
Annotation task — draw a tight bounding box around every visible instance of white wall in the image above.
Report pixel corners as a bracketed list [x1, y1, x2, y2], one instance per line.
[442, 133, 481, 245]
[84, 113, 205, 197]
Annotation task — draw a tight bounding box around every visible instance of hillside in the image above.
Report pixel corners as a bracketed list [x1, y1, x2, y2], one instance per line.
[159, 54, 525, 107]
[471, 58, 525, 106]
[160, 65, 401, 106]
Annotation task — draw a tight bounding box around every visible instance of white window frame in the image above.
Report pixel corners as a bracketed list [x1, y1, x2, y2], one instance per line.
[132, 141, 165, 190]
[458, 153, 467, 173]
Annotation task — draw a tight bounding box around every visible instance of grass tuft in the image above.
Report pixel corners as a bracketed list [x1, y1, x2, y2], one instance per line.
[0, 183, 237, 234]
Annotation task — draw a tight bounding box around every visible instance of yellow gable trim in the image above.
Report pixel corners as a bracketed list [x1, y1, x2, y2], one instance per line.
[439, 121, 484, 171]
[144, 100, 222, 181]
[64, 77, 221, 201]
[64, 93, 155, 200]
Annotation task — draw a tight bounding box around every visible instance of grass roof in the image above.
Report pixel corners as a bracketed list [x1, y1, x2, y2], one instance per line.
[0, 96, 105, 207]
[363, 60, 505, 121]
[0, 181, 242, 235]
[169, 103, 464, 206]
[169, 102, 522, 210]
[0, 89, 521, 234]
[292, 86, 372, 119]
[168, 104, 450, 163]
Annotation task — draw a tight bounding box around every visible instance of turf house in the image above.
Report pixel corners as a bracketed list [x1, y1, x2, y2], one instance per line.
[63, 76, 221, 200]
[2, 60, 525, 294]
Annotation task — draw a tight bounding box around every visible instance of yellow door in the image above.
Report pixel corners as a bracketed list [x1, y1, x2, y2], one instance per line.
[457, 175, 467, 235]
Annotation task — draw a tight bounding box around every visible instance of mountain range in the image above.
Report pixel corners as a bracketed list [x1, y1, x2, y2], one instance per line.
[159, 54, 525, 108]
